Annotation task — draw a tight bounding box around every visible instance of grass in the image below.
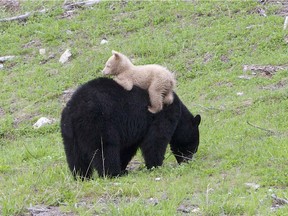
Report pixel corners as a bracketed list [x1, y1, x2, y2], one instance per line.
[0, 1, 288, 215]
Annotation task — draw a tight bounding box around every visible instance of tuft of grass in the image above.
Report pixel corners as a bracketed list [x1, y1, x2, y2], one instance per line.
[0, 1, 287, 215]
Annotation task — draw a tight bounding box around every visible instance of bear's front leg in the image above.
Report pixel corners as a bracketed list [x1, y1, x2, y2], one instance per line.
[140, 106, 179, 169]
[114, 77, 133, 91]
[140, 135, 168, 169]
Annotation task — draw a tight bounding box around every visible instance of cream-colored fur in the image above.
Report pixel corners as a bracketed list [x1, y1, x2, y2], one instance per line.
[102, 50, 176, 113]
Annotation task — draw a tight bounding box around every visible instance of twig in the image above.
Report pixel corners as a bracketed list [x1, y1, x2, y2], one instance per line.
[84, 149, 98, 179]
[206, 184, 213, 206]
[173, 153, 194, 162]
[101, 136, 105, 177]
[0, 9, 46, 22]
[284, 16, 288, 30]
[0, 12, 31, 22]
[246, 121, 276, 135]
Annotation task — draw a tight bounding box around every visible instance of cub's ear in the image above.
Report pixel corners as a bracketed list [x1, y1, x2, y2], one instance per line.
[193, 114, 201, 126]
[112, 50, 120, 59]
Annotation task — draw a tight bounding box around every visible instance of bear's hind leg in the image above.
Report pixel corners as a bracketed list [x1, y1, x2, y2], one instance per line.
[120, 145, 139, 172]
[93, 136, 122, 178]
[64, 143, 93, 180]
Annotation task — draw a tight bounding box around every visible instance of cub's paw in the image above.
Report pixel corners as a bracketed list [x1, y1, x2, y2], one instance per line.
[123, 85, 133, 91]
[148, 106, 159, 114]
[163, 93, 174, 105]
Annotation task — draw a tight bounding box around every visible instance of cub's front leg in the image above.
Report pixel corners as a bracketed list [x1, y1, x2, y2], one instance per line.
[114, 76, 133, 91]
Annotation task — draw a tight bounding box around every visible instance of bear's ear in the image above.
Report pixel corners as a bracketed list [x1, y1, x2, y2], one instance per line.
[193, 115, 201, 126]
[112, 50, 120, 60]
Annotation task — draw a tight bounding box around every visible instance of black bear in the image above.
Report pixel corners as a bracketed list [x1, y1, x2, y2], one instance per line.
[61, 78, 201, 179]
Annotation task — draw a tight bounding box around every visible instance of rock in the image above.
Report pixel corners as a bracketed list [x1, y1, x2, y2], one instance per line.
[177, 205, 191, 213]
[40, 54, 56, 65]
[59, 49, 72, 64]
[66, 30, 73, 35]
[39, 48, 46, 55]
[0, 64, 3, 69]
[237, 92, 244, 96]
[155, 177, 161, 181]
[245, 182, 260, 190]
[148, 197, 159, 206]
[33, 117, 53, 129]
[0, 0, 20, 11]
[100, 39, 108, 45]
[0, 55, 15, 63]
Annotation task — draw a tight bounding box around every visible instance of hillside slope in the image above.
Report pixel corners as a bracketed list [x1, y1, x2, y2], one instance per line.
[0, 1, 287, 215]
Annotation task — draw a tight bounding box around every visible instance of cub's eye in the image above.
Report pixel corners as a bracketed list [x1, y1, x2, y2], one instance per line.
[106, 65, 111, 68]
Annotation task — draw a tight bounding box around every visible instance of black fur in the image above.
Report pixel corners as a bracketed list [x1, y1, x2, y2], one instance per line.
[60, 78, 201, 179]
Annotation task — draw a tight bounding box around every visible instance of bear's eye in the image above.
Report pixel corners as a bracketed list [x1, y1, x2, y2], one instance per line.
[106, 64, 111, 68]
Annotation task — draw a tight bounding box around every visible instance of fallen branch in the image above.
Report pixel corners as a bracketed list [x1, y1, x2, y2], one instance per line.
[0, 56, 15, 63]
[63, 0, 101, 10]
[246, 121, 276, 135]
[0, 9, 46, 22]
[272, 194, 288, 205]
[243, 64, 288, 74]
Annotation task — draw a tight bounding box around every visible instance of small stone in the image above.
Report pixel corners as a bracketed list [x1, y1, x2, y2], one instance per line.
[0, 64, 3, 69]
[177, 205, 191, 213]
[148, 198, 159, 206]
[113, 182, 121, 186]
[245, 182, 260, 190]
[191, 207, 200, 213]
[155, 177, 161, 181]
[39, 48, 46, 55]
[59, 49, 72, 64]
[237, 92, 244, 96]
[238, 75, 253, 80]
[100, 39, 108, 45]
[33, 117, 52, 129]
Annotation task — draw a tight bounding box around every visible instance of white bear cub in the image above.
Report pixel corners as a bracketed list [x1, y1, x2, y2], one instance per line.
[103, 50, 176, 113]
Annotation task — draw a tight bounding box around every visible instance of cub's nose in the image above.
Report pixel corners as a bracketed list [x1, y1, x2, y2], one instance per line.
[102, 69, 108, 75]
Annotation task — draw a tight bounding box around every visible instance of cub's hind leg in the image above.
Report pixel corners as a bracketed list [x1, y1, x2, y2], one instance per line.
[163, 91, 174, 105]
[147, 84, 163, 113]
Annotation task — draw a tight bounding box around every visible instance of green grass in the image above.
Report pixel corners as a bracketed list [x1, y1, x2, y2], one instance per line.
[0, 1, 288, 215]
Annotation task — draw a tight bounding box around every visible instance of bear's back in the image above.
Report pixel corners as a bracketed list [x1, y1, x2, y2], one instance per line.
[63, 78, 154, 147]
